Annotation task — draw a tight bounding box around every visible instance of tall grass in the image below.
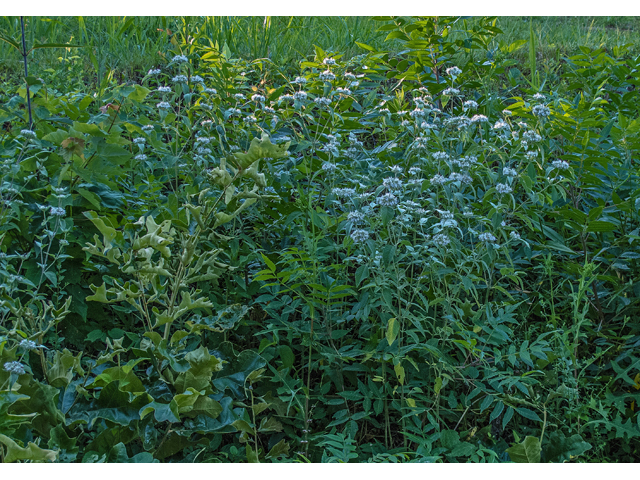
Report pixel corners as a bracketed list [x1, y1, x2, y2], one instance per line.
[2, 16, 640, 86]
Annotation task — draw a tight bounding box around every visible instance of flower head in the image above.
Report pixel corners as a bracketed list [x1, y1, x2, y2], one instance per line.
[49, 206, 66, 217]
[377, 193, 398, 207]
[4, 361, 25, 375]
[21, 129, 37, 138]
[293, 91, 307, 101]
[172, 75, 188, 83]
[19, 339, 38, 350]
[551, 160, 570, 170]
[479, 232, 497, 243]
[446, 66, 462, 76]
[495, 183, 512, 194]
[172, 54, 188, 63]
[319, 70, 336, 82]
[350, 229, 370, 244]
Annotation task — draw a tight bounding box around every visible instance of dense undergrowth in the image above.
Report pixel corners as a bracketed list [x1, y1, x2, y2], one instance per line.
[0, 16, 639, 463]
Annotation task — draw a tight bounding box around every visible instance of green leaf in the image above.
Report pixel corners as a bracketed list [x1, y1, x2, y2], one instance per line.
[261, 253, 276, 272]
[106, 442, 158, 463]
[278, 345, 295, 369]
[480, 395, 493, 413]
[516, 407, 542, 422]
[507, 436, 541, 463]
[30, 42, 83, 51]
[586, 221, 617, 233]
[266, 438, 290, 460]
[355, 264, 369, 287]
[490, 401, 504, 423]
[386, 317, 399, 346]
[0, 33, 20, 52]
[0, 434, 58, 463]
[544, 432, 592, 463]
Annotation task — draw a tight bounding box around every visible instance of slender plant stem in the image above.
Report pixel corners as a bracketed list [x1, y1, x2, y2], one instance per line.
[20, 16, 33, 130]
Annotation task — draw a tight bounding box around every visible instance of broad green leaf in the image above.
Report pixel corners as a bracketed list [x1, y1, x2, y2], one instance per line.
[266, 438, 290, 460]
[507, 436, 541, 463]
[0, 434, 58, 463]
[544, 432, 592, 463]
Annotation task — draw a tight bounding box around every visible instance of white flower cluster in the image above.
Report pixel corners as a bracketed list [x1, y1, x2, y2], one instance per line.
[533, 93, 546, 101]
[479, 232, 497, 243]
[333, 188, 356, 198]
[350, 229, 370, 244]
[251, 94, 266, 102]
[157, 86, 171, 93]
[495, 183, 512, 194]
[448, 172, 473, 184]
[503, 167, 518, 177]
[21, 129, 37, 138]
[323, 58, 337, 65]
[172, 54, 188, 63]
[204, 87, 217, 94]
[134, 154, 147, 161]
[432, 233, 451, 247]
[432, 151, 449, 161]
[336, 87, 351, 95]
[4, 361, 25, 375]
[463, 100, 478, 110]
[50, 206, 66, 217]
[347, 211, 366, 224]
[377, 193, 398, 207]
[430, 174, 447, 186]
[319, 70, 336, 81]
[293, 91, 307, 101]
[470, 114, 489, 124]
[133, 137, 146, 145]
[551, 160, 570, 170]
[19, 339, 38, 350]
[382, 177, 403, 190]
[522, 130, 542, 143]
[532, 104, 550, 118]
[443, 87, 460, 96]
[147, 68, 161, 76]
[446, 66, 462, 76]
[234, 93, 246, 100]
[344, 72, 356, 81]
[191, 75, 204, 84]
[172, 75, 188, 83]
[293, 76, 307, 84]
[315, 97, 331, 106]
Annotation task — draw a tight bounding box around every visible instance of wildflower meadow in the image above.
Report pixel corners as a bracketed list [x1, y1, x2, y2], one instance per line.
[0, 15, 639, 463]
